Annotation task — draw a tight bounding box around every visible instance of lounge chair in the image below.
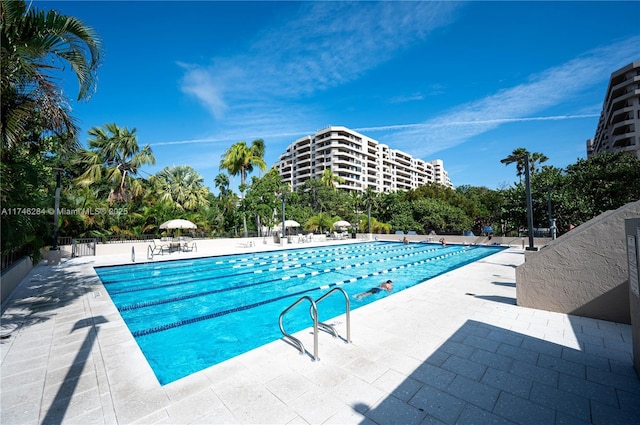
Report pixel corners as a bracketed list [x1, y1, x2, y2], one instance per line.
[149, 239, 169, 258]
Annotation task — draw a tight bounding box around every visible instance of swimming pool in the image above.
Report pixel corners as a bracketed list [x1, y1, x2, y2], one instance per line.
[95, 241, 504, 384]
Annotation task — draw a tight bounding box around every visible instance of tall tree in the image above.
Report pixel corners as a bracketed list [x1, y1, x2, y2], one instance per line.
[213, 173, 230, 196]
[320, 168, 345, 190]
[1, 0, 102, 148]
[153, 165, 210, 211]
[0, 0, 101, 257]
[219, 139, 267, 237]
[76, 123, 155, 203]
[500, 148, 548, 182]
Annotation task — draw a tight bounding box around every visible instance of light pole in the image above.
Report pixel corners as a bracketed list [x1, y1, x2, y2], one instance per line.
[523, 156, 537, 251]
[52, 168, 63, 250]
[281, 192, 286, 245]
[547, 186, 556, 240]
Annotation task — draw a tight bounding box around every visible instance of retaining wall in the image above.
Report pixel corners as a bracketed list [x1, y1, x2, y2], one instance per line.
[516, 200, 640, 324]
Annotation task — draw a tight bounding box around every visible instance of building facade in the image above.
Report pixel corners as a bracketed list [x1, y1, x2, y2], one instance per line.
[275, 126, 453, 193]
[587, 61, 640, 159]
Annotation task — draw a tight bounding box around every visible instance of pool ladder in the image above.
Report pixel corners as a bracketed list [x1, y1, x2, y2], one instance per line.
[279, 287, 351, 361]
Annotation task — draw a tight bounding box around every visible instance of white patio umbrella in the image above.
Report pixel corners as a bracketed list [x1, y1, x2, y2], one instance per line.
[159, 219, 197, 230]
[333, 220, 351, 229]
[274, 220, 301, 229]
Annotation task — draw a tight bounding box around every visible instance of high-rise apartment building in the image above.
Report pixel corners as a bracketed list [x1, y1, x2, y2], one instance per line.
[587, 61, 640, 159]
[275, 126, 453, 193]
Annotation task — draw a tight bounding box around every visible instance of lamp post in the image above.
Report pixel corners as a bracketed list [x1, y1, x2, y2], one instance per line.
[523, 156, 537, 251]
[52, 168, 63, 250]
[281, 192, 286, 245]
[547, 186, 556, 240]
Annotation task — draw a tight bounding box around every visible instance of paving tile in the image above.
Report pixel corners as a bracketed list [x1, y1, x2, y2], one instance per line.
[287, 386, 347, 425]
[446, 374, 500, 411]
[586, 365, 640, 395]
[495, 338, 538, 363]
[590, 398, 640, 425]
[554, 411, 591, 425]
[493, 392, 555, 425]
[164, 388, 222, 424]
[558, 373, 619, 408]
[537, 353, 586, 379]
[481, 367, 532, 398]
[521, 337, 563, 358]
[409, 384, 466, 424]
[230, 390, 297, 425]
[463, 334, 501, 353]
[528, 381, 590, 422]
[411, 362, 457, 390]
[470, 348, 514, 372]
[332, 375, 386, 412]
[487, 328, 524, 347]
[365, 393, 426, 425]
[455, 404, 518, 425]
[441, 354, 487, 382]
[438, 340, 476, 359]
[561, 346, 612, 372]
[617, 388, 640, 416]
[323, 405, 373, 425]
[373, 369, 422, 402]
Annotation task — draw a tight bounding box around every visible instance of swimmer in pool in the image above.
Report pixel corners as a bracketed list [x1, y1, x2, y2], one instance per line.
[355, 280, 393, 300]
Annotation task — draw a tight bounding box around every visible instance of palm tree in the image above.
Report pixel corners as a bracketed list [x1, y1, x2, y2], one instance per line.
[219, 139, 267, 237]
[501, 148, 549, 182]
[153, 165, 210, 211]
[360, 187, 378, 233]
[76, 123, 155, 203]
[214, 173, 230, 196]
[529, 152, 549, 174]
[500, 148, 530, 182]
[1, 0, 102, 149]
[305, 212, 334, 234]
[320, 168, 345, 190]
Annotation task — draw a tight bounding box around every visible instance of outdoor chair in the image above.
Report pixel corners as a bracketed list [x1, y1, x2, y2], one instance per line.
[149, 239, 169, 257]
[181, 237, 197, 252]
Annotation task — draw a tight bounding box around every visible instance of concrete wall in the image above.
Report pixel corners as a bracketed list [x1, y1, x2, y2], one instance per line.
[1, 256, 35, 306]
[625, 218, 640, 378]
[516, 200, 640, 324]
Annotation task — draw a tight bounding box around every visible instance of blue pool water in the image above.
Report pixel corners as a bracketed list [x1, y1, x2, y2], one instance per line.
[95, 241, 504, 384]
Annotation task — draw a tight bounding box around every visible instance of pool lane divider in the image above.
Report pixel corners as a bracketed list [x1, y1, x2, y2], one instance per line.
[98, 242, 420, 284]
[128, 246, 475, 338]
[110, 245, 448, 296]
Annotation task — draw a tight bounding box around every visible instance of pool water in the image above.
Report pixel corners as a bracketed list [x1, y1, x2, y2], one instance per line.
[95, 241, 504, 384]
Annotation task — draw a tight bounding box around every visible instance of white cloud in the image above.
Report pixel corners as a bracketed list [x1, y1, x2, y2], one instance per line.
[382, 35, 640, 157]
[178, 2, 461, 119]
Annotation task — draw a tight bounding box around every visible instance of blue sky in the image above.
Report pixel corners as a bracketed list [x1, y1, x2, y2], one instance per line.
[41, 1, 640, 192]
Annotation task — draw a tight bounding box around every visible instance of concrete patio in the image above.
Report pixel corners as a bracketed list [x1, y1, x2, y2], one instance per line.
[1, 241, 639, 424]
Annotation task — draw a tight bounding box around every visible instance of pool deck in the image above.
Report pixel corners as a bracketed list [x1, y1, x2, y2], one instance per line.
[1, 239, 639, 424]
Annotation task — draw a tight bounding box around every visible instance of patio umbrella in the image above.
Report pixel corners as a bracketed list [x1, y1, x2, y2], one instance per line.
[333, 220, 351, 229]
[159, 219, 197, 230]
[482, 226, 494, 234]
[274, 220, 300, 229]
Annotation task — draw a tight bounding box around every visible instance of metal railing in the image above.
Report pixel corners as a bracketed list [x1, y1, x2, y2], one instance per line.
[71, 238, 97, 257]
[279, 287, 352, 361]
[313, 287, 351, 344]
[279, 296, 319, 361]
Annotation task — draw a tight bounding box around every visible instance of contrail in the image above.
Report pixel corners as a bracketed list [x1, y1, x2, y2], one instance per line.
[354, 114, 599, 133]
[150, 114, 598, 147]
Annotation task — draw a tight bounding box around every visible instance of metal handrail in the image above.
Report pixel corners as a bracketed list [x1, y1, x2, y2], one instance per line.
[147, 244, 154, 260]
[279, 296, 319, 361]
[312, 287, 351, 344]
